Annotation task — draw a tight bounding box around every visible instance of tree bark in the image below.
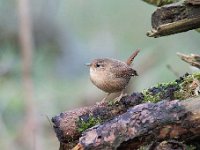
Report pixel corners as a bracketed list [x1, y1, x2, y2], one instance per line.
[147, 1, 200, 37]
[52, 93, 143, 144]
[73, 97, 200, 150]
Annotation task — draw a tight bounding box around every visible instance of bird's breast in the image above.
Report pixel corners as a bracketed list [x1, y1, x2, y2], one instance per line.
[89, 68, 130, 93]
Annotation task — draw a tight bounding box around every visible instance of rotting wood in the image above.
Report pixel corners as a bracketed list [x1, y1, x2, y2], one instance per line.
[147, 1, 200, 37]
[74, 97, 200, 150]
[53, 93, 143, 147]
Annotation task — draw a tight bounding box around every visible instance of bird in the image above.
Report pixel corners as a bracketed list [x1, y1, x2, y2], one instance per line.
[86, 49, 140, 102]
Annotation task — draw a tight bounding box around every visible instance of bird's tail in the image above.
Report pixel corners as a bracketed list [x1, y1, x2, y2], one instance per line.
[126, 48, 140, 65]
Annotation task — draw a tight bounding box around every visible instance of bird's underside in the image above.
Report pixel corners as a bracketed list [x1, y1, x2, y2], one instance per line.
[90, 59, 136, 93]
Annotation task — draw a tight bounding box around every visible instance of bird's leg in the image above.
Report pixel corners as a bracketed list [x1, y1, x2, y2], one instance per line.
[100, 93, 111, 103]
[114, 90, 127, 102]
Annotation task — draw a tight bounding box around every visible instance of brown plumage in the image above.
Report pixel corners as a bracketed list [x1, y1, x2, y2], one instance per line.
[87, 49, 140, 101]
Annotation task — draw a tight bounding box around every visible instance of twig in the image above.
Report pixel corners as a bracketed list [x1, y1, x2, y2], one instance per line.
[177, 52, 200, 69]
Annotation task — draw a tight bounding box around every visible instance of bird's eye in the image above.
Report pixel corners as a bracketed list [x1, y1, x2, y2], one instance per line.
[96, 63, 101, 68]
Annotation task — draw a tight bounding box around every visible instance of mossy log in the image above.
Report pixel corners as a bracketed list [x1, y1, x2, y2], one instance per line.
[147, 0, 200, 37]
[73, 97, 200, 150]
[52, 73, 200, 150]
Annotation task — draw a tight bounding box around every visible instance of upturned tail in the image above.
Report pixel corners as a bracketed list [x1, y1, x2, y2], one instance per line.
[126, 48, 141, 66]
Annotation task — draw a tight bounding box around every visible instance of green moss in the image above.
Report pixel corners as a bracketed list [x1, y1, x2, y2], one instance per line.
[142, 81, 179, 103]
[142, 72, 200, 102]
[77, 114, 102, 132]
[175, 73, 200, 100]
[108, 99, 115, 106]
[138, 145, 148, 150]
[173, 90, 186, 100]
[186, 145, 196, 150]
[142, 89, 161, 103]
[191, 72, 200, 80]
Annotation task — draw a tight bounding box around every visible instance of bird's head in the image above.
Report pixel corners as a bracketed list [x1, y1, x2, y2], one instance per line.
[86, 59, 109, 72]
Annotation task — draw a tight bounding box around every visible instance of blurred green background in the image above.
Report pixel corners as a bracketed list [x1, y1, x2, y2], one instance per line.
[0, 0, 199, 149]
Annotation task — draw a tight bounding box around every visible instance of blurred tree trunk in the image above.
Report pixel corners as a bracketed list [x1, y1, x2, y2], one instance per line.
[17, 0, 38, 149]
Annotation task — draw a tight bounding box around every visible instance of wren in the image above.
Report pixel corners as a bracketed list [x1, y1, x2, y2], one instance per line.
[87, 49, 140, 102]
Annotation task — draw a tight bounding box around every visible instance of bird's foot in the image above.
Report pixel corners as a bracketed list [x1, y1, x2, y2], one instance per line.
[96, 97, 106, 105]
[96, 93, 111, 105]
[114, 93, 127, 103]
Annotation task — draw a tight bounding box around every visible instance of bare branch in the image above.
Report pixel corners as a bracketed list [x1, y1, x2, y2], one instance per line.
[147, 1, 200, 37]
[177, 52, 200, 69]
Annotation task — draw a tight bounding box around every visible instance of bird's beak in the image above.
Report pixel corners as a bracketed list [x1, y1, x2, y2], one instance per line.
[85, 63, 91, 67]
[134, 70, 138, 76]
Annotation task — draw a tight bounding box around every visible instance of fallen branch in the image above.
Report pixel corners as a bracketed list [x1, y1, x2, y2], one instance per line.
[74, 97, 200, 150]
[177, 52, 200, 69]
[52, 94, 143, 149]
[147, 1, 200, 37]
